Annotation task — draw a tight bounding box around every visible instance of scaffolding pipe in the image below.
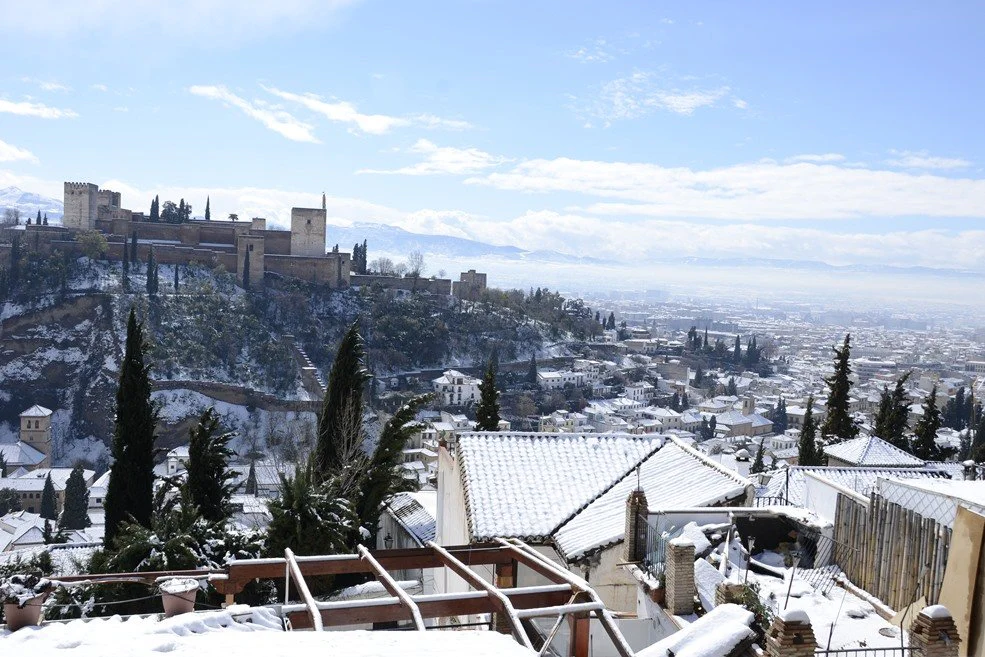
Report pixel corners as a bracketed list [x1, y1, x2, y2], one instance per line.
[427, 541, 533, 650]
[357, 545, 426, 630]
[285, 548, 322, 631]
[515, 601, 604, 619]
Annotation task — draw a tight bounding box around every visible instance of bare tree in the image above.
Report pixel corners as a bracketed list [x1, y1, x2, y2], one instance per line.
[407, 250, 426, 277]
[2, 208, 21, 226]
[394, 263, 408, 277]
[369, 257, 395, 275]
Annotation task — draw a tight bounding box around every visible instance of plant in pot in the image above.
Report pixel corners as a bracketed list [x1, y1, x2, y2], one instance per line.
[158, 578, 199, 617]
[2, 574, 53, 631]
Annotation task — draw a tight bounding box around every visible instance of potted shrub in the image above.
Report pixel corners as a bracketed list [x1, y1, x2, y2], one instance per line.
[2, 574, 53, 631]
[159, 578, 199, 617]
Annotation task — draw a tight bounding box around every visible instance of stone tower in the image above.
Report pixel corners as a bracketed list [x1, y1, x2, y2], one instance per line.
[63, 182, 99, 230]
[19, 404, 53, 468]
[290, 206, 327, 257]
[236, 233, 265, 288]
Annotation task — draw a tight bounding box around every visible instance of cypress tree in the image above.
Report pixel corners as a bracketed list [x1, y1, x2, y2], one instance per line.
[130, 231, 139, 266]
[0, 454, 6, 478]
[59, 464, 91, 530]
[315, 323, 370, 480]
[40, 474, 57, 520]
[173, 265, 179, 291]
[733, 335, 741, 363]
[875, 372, 911, 449]
[681, 391, 689, 409]
[104, 307, 158, 545]
[821, 333, 858, 443]
[671, 391, 680, 412]
[750, 441, 766, 474]
[205, 196, 211, 221]
[150, 195, 159, 223]
[709, 414, 717, 437]
[186, 407, 238, 523]
[527, 353, 538, 385]
[798, 395, 822, 466]
[245, 461, 258, 496]
[42, 213, 48, 226]
[475, 358, 501, 431]
[356, 396, 428, 542]
[243, 249, 251, 290]
[912, 384, 943, 461]
[146, 248, 157, 296]
[36, 210, 41, 224]
[726, 377, 738, 396]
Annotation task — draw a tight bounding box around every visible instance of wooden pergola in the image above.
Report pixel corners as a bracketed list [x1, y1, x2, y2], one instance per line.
[54, 538, 634, 657]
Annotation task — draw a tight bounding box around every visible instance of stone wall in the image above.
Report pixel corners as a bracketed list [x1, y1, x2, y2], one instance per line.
[351, 273, 451, 295]
[266, 253, 347, 287]
[236, 233, 266, 287]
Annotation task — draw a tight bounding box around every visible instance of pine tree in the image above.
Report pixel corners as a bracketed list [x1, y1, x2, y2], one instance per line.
[104, 307, 158, 545]
[475, 358, 501, 431]
[245, 461, 258, 496]
[798, 395, 823, 466]
[356, 396, 428, 542]
[186, 407, 238, 523]
[750, 441, 766, 474]
[912, 384, 943, 461]
[726, 377, 738, 396]
[821, 333, 858, 443]
[694, 366, 704, 386]
[59, 464, 90, 529]
[205, 196, 211, 221]
[243, 249, 251, 290]
[315, 323, 370, 480]
[527, 353, 538, 385]
[40, 474, 57, 520]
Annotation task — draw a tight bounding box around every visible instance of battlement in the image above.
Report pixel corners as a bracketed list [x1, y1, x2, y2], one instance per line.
[65, 182, 98, 191]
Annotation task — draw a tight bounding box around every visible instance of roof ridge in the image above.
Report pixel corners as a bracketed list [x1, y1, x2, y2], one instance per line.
[547, 439, 665, 538]
[668, 435, 753, 487]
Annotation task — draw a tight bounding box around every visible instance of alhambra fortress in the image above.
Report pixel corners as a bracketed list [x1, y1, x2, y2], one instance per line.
[0, 181, 488, 298]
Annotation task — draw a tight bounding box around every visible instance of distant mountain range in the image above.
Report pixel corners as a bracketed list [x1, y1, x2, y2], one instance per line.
[0, 187, 64, 221]
[326, 221, 607, 265]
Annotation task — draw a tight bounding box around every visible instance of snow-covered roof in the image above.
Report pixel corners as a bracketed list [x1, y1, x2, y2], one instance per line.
[385, 490, 437, 546]
[760, 466, 949, 506]
[15, 467, 95, 489]
[0, 441, 45, 467]
[823, 435, 924, 467]
[19, 404, 53, 418]
[552, 437, 751, 561]
[458, 432, 661, 542]
[637, 603, 755, 657]
[0, 604, 537, 656]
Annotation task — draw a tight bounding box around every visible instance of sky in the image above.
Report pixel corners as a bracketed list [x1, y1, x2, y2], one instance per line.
[2, 1, 985, 282]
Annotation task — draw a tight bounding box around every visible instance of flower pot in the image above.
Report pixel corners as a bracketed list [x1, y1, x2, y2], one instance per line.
[159, 578, 199, 618]
[650, 586, 666, 606]
[4, 593, 47, 631]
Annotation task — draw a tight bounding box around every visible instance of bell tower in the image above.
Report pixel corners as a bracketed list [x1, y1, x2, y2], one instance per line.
[19, 404, 53, 468]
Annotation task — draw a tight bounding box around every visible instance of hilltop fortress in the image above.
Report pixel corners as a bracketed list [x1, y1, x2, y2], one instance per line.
[0, 182, 487, 296]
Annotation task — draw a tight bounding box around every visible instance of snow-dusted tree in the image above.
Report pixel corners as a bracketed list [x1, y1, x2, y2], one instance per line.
[59, 464, 91, 530]
[40, 474, 57, 520]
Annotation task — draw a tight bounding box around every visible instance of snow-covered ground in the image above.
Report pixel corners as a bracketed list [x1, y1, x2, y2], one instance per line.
[0, 605, 536, 656]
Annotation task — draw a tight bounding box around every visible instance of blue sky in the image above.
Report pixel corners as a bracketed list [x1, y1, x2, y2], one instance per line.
[2, 0, 985, 274]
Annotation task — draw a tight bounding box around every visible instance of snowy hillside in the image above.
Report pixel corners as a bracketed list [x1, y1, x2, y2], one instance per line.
[0, 186, 63, 221]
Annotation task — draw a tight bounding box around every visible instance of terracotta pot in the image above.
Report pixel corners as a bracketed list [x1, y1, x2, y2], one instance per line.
[4, 593, 47, 631]
[160, 579, 199, 618]
[651, 586, 666, 606]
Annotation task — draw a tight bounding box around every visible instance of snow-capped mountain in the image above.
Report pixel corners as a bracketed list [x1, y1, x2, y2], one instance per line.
[0, 186, 63, 221]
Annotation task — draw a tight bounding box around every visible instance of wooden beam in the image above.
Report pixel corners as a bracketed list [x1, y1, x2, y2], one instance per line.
[427, 541, 533, 650]
[357, 545, 425, 630]
[568, 613, 590, 657]
[285, 548, 322, 631]
[285, 589, 574, 628]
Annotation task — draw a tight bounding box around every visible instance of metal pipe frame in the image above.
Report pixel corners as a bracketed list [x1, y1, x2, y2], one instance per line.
[357, 544, 426, 630]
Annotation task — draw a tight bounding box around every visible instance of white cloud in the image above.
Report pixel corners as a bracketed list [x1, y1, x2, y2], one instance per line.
[0, 0, 360, 42]
[188, 85, 319, 143]
[91, 84, 108, 92]
[358, 139, 510, 176]
[0, 99, 78, 119]
[886, 149, 970, 170]
[263, 86, 472, 134]
[113, 106, 129, 113]
[0, 140, 38, 164]
[468, 156, 985, 220]
[785, 153, 845, 163]
[733, 98, 748, 110]
[578, 71, 732, 121]
[566, 39, 615, 63]
[21, 77, 71, 92]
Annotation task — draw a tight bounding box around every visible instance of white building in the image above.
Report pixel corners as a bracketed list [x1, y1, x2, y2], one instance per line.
[432, 370, 481, 406]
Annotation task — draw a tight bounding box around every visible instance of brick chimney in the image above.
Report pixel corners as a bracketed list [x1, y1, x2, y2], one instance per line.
[765, 609, 816, 657]
[623, 487, 649, 562]
[908, 605, 960, 657]
[665, 537, 695, 615]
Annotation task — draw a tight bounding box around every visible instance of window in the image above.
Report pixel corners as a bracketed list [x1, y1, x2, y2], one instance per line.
[35, 420, 40, 429]
[306, 219, 311, 225]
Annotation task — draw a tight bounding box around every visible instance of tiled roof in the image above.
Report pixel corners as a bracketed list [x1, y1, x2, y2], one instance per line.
[551, 436, 751, 561]
[759, 466, 948, 506]
[385, 491, 437, 546]
[823, 435, 924, 467]
[19, 405, 53, 418]
[458, 432, 661, 542]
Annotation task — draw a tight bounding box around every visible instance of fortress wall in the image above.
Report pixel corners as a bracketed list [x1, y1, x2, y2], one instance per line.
[261, 230, 291, 255]
[266, 254, 346, 287]
[351, 273, 452, 295]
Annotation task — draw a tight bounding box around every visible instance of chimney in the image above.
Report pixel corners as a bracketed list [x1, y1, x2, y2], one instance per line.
[623, 487, 649, 562]
[963, 460, 977, 481]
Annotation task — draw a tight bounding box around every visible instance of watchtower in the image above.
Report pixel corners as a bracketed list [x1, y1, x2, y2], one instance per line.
[19, 404, 53, 468]
[63, 182, 99, 230]
[290, 206, 327, 257]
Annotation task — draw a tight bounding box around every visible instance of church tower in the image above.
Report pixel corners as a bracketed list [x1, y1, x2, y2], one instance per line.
[19, 405, 53, 468]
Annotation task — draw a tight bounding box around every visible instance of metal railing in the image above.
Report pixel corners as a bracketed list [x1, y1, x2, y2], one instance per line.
[815, 648, 922, 657]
